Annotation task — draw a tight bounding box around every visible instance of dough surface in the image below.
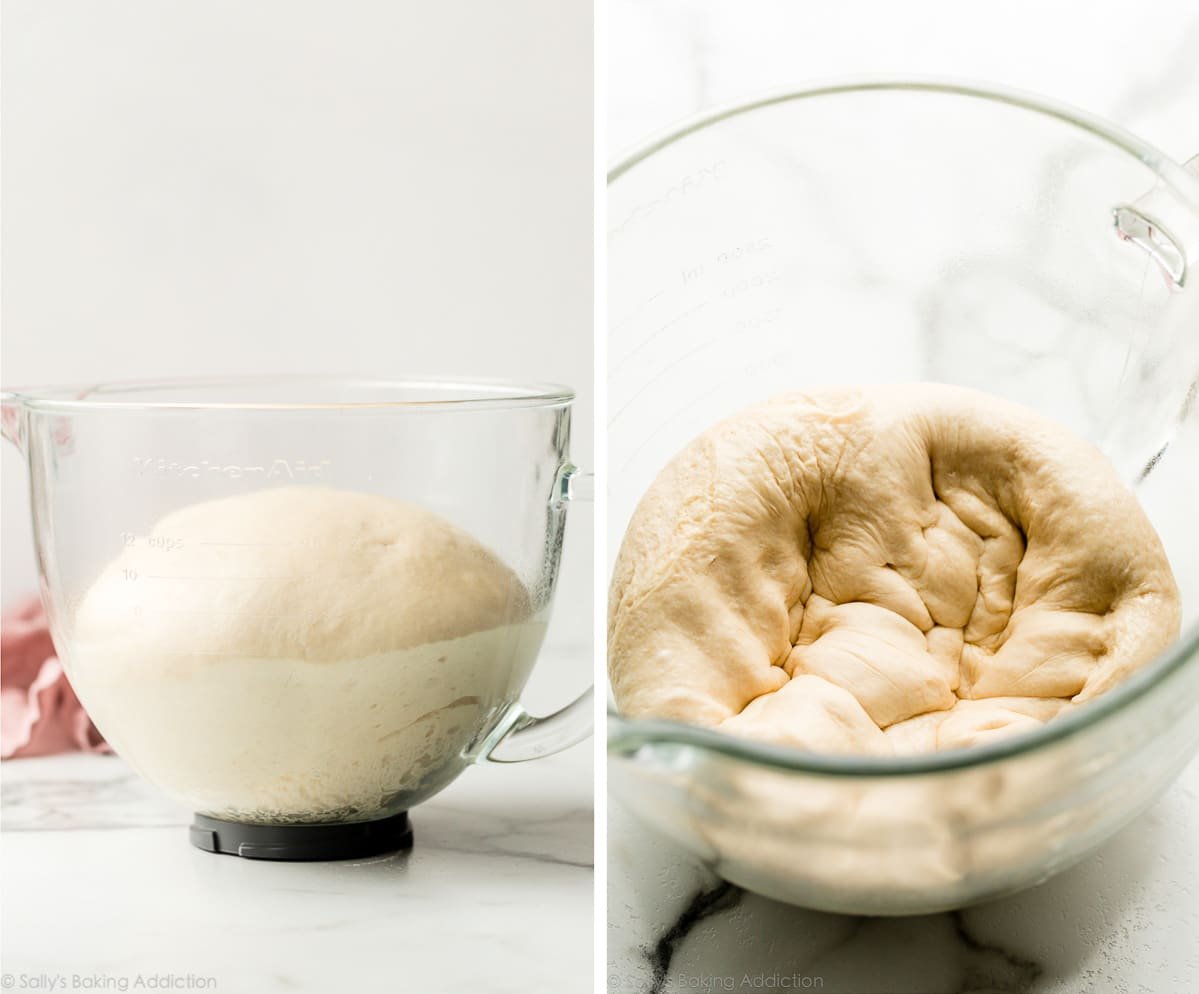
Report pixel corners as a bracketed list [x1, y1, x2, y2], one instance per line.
[69, 487, 541, 821]
[609, 384, 1180, 755]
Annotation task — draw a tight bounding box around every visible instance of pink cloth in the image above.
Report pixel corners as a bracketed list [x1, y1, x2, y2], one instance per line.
[1, 595, 109, 758]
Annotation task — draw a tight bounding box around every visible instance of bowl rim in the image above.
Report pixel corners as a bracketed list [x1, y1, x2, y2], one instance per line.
[607, 75, 1199, 210]
[1, 374, 575, 413]
[607, 75, 1199, 777]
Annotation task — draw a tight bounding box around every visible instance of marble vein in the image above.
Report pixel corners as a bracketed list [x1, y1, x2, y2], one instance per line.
[950, 911, 1044, 994]
[645, 882, 742, 994]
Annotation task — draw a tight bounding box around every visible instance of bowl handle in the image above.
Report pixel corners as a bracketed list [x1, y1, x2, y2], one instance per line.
[1113, 153, 1199, 290]
[482, 464, 595, 763]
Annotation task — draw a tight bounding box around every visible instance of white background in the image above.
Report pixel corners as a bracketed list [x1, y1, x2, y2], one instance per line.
[1, 1, 595, 673]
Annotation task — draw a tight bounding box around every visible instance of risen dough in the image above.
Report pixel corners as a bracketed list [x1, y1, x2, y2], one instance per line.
[69, 487, 541, 822]
[609, 384, 1180, 755]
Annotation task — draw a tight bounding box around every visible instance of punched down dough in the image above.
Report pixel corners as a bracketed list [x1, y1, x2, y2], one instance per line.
[69, 487, 543, 822]
[609, 384, 1180, 756]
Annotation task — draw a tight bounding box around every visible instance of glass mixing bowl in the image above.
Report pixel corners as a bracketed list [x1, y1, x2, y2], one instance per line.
[2, 376, 592, 860]
[607, 79, 1199, 914]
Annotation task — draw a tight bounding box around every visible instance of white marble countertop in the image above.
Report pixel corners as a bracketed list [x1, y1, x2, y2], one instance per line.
[1, 741, 592, 994]
[607, 755, 1199, 994]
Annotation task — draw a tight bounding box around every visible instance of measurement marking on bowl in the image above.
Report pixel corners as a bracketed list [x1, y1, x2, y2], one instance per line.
[610, 298, 712, 377]
[611, 327, 739, 424]
[621, 375, 742, 473]
[611, 292, 666, 334]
